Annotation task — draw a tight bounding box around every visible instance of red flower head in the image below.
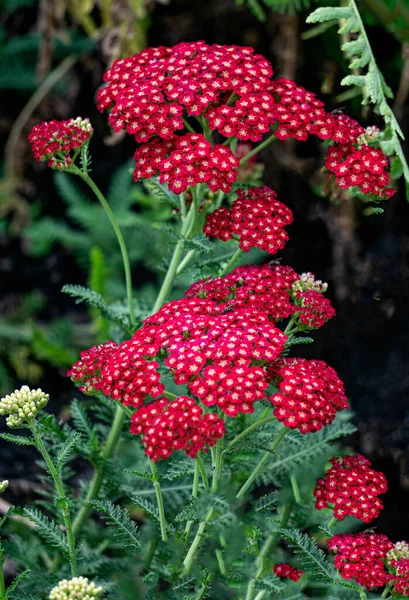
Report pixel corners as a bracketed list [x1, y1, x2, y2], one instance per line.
[314, 454, 387, 523]
[328, 532, 394, 590]
[130, 396, 225, 461]
[269, 358, 349, 434]
[204, 186, 293, 254]
[274, 563, 304, 582]
[67, 341, 118, 395]
[133, 133, 239, 194]
[29, 118, 93, 169]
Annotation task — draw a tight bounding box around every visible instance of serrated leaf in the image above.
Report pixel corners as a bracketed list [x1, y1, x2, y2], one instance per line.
[255, 491, 278, 512]
[143, 178, 180, 208]
[306, 7, 353, 23]
[365, 65, 382, 104]
[56, 432, 82, 469]
[6, 569, 31, 593]
[90, 500, 139, 551]
[62, 284, 133, 329]
[124, 468, 153, 480]
[340, 74, 366, 88]
[23, 508, 69, 557]
[278, 528, 336, 582]
[0, 432, 36, 446]
[132, 495, 175, 534]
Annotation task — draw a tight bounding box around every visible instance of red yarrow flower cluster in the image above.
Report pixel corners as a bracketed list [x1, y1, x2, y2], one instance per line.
[130, 396, 225, 461]
[67, 335, 164, 408]
[204, 186, 293, 254]
[328, 532, 394, 590]
[325, 143, 394, 199]
[29, 118, 93, 168]
[186, 264, 335, 328]
[314, 454, 387, 523]
[142, 299, 287, 416]
[274, 563, 304, 582]
[269, 358, 349, 433]
[390, 558, 409, 595]
[133, 133, 239, 193]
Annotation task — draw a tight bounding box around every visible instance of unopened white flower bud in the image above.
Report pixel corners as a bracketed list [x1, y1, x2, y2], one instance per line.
[0, 385, 49, 427]
[0, 480, 8, 493]
[386, 541, 409, 564]
[69, 117, 93, 134]
[49, 577, 103, 600]
[291, 272, 328, 294]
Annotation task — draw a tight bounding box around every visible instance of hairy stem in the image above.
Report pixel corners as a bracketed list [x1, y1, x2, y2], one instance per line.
[72, 406, 125, 537]
[30, 420, 78, 577]
[184, 459, 201, 538]
[76, 171, 136, 328]
[236, 427, 289, 498]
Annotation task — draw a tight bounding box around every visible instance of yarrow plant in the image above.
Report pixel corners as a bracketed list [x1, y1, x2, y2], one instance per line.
[0, 31, 407, 600]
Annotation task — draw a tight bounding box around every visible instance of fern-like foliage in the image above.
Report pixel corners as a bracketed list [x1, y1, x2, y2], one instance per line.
[306, 0, 409, 199]
[22, 508, 70, 558]
[0, 432, 36, 446]
[62, 284, 134, 329]
[278, 528, 337, 582]
[89, 500, 140, 551]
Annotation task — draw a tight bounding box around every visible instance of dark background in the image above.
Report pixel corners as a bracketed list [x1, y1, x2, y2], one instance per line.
[1, 0, 409, 539]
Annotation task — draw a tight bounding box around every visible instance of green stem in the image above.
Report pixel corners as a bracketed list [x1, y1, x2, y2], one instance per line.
[211, 439, 224, 493]
[219, 247, 243, 277]
[176, 249, 196, 275]
[184, 459, 200, 538]
[327, 516, 338, 531]
[162, 390, 178, 401]
[76, 170, 136, 328]
[151, 192, 198, 314]
[255, 503, 291, 580]
[254, 593, 266, 600]
[196, 453, 210, 490]
[239, 132, 276, 166]
[194, 576, 212, 600]
[236, 427, 289, 498]
[182, 509, 215, 575]
[216, 548, 227, 576]
[183, 118, 196, 134]
[149, 460, 167, 542]
[245, 579, 256, 600]
[0, 548, 6, 600]
[72, 406, 125, 537]
[223, 416, 276, 454]
[30, 420, 78, 577]
[290, 474, 303, 505]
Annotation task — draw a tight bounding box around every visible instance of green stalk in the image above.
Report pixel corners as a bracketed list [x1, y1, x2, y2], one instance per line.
[72, 407, 125, 537]
[215, 549, 227, 576]
[240, 133, 276, 166]
[218, 247, 243, 277]
[149, 460, 168, 542]
[290, 474, 303, 505]
[0, 548, 6, 600]
[30, 420, 78, 577]
[327, 516, 338, 531]
[245, 579, 256, 600]
[75, 170, 136, 328]
[236, 427, 289, 498]
[223, 416, 276, 454]
[184, 459, 201, 538]
[255, 502, 291, 579]
[151, 190, 198, 314]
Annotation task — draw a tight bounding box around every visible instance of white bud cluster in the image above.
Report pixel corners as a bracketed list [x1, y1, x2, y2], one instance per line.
[70, 117, 93, 133]
[0, 480, 8, 493]
[292, 272, 328, 294]
[386, 541, 409, 564]
[357, 125, 380, 148]
[49, 577, 103, 600]
[0, 385, 49, 427]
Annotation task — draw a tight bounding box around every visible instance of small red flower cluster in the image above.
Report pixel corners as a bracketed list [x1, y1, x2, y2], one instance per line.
[130, 396, 225, 461]
[270, 78, 326, 142]
[28, 118, 93, 168]
[185, 264, 335, 329]
[269, 358, 348, 434]
[325, 143, 394, 199]
[133, 133, 239, 193]
[204, 186, 293, 254]
[390, 558, 409, 595]
[328, 532, 394, 590]
[273, 563, 304, 582]
[67, 336, 164, 408]
[314, 454, 387, 522]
